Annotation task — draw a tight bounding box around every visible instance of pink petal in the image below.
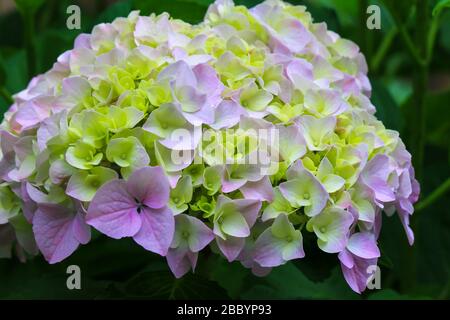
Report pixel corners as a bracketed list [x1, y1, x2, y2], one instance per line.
[167, 247, 198, 278]
[216, 236, 245, 262]
[210, 100, 244, 130]
[362, 155, 395, 202]
[240, 176, 274, 202]
[33, 204, 82, 264]
[234, 199, 262, 229]
[186, 215, 214, 252]
[72, 212, 91, 245]
[347, 232, 380, 259]
[127, 166, 170, 209]
[133, 206, 174, 256]
[86, 180, 142, 239]
[338, 249, 355, 268]
[341, 263, 362, 294]
[253, 230, 285, 267]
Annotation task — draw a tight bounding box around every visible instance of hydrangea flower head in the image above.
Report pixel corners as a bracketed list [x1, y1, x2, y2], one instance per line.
[0, 0, 419, 293]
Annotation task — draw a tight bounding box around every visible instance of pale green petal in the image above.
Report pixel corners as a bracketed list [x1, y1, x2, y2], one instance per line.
[203, 166, 223, 195]
[169, 176, 193, 214]
[279, 179, 312, 208]
[262, 187, 293, 221]
[106, 136, 149, 169]
[271, 213, 296, 239]
[240, 81, 273, 111]
[65, 141, 103, 170]
[221, 210, 250, 237]
[322, 174, 345, 193]
[108, 106, 145, 133]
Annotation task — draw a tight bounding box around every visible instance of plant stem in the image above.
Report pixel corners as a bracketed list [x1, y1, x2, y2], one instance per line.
[427, 6, 447, 63]
[371, 27, 398, 73]
[387, 4, 426, 67]
[0, 86, 13, 105]
[416, 177, 450, 212]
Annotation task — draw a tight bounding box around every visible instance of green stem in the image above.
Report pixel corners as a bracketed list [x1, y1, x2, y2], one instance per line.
[0, 86, 13, 105]
[386, 3, 427, 67]
[427, 7, 446, 63]
[371, 27, 398, 73]
[416, 177, 450, 212]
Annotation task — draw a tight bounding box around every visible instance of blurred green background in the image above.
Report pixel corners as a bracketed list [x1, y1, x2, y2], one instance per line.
[0, 0, 449, 300]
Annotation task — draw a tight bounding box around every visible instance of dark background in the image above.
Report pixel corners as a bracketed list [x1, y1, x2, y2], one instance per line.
[0, 0, 449, 300]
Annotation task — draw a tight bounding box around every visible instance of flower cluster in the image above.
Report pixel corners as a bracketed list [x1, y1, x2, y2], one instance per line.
[0, 0, 419, 293]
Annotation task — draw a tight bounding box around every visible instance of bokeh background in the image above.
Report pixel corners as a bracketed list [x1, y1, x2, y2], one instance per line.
[0, 0, 449, 300]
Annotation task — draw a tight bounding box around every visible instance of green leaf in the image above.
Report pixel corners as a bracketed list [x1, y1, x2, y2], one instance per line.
[240, 263, 359, 299]
[424, 90, 450, 148]
[314, 0, 358, 27]
[3, 50, 27, 95]
[122, 268, 229, 299]
[0, 257, 110, 299]
[210, 259, 251, 299]
[384, 78, 413, 107]
[63, 236, 154, 279]
[433, 0, 450, 17]
[371, 79, 404, 131]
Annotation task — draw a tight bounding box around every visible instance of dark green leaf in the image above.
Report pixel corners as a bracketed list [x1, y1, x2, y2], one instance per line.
[210, 259, 251, 299]
[0, 258, 110, 299]
[313, 0, 358, 27]
[240, 263, 359, 299]
[123, 269, 229, 299]
[424, 90, 450, 148]
[371, 79, 405, 131]
[3, 49, 27, 95]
